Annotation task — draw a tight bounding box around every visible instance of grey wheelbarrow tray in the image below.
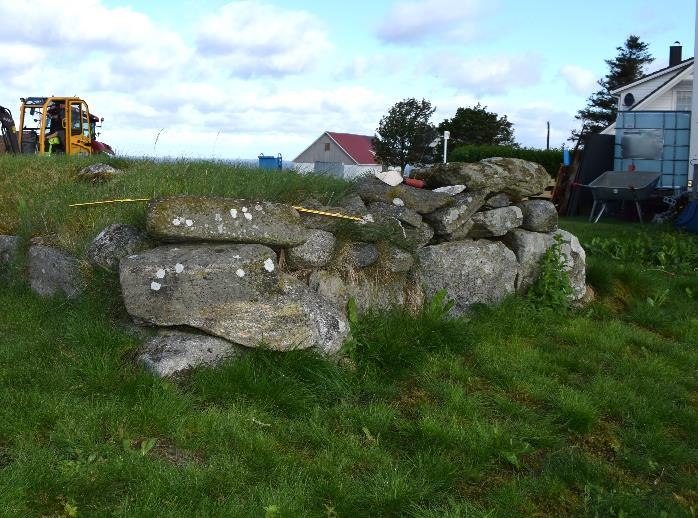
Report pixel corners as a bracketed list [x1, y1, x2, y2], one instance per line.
[585, 171, 661, 223]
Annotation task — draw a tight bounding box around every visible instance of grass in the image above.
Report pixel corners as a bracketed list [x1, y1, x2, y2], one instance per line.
[0, 155, 350, 256]
[1, 158, 698, 516]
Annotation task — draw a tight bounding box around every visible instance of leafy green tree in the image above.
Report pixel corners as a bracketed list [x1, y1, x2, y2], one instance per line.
[438, 103, 516, 148]
[373, 98, 437, 171]
[573, 35, 654, 140]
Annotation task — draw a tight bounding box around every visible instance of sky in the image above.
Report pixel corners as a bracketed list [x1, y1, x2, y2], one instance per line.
[0, 0, 695, 160]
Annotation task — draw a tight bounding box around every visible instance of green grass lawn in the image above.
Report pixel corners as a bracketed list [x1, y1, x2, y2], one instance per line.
[1, 158, 698, 516]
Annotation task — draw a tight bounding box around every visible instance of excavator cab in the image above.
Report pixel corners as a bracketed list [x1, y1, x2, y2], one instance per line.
[17, 97, 112, 155]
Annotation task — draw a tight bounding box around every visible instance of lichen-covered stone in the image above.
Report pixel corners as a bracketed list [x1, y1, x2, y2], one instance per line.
[146, 196, 308, 247]
[338, 193, 368, 212]
[309, 270, 414, 312]
[468, 206, 523, 238]
[502, 229, 552, 292]
[76, 163, 123, 182]
[416, 240, 518, 315]
[87, 223, 152, 271]
[0, 235, 20, 282]
[119, 244, 348, 353]
[424, 190, 487, 235]
[433, 185, 466, 196]
[286, 229, 336, 269]
[346, 242, 379, 268]
[139, 329, 245, 377]
[355, 177, 453, 214]
[413, 158, 551, 200]
[382, 245, 415, 273]
[556, 229, 587, 300]
[485, 193, 511, 209]
[368, 202, 423, 228]
[28, 245, 84, 298]
[517, 200, 558, 232]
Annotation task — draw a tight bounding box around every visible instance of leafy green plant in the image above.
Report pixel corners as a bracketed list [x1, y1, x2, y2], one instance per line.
[586, 232, 698, 273]
[527, 234, 573, 310]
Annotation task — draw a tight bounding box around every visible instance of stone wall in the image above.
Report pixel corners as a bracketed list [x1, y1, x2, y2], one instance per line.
[0, 158, 587, 377]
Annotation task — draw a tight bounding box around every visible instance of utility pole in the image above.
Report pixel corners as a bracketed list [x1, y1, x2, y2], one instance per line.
[546, 121, 550, 150]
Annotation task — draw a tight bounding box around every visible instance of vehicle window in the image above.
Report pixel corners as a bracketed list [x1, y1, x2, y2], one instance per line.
[70, 103, 82, 136]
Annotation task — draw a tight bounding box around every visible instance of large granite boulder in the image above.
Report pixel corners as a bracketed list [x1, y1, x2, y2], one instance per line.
[517, 200, 558, 232]
[119, 244, 348, 354]
[0, 235, 20, 282]
[146, 196, 308, 247]
[468, 206, 523, 238]
[28, 245, 84, 298]
[413, 158, 551, 201]
[355, 177, 453, 214]
[139, 329, 245, 377]
[503, 228, 586, 299]
[286, 229, 336, 269]
[416, 240, 518, 314]
[424, 190, 487, 236]
[87, 223, 152, 271]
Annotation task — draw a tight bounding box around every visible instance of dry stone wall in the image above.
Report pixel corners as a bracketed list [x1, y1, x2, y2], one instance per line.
[0, 158, 588, 377]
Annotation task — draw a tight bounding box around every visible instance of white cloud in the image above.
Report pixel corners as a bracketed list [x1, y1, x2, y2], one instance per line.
[377, 0, 492, 43]
[197, 1, 333, 77]
[559, 65, 598, 95]
[426, 53, 543, 94]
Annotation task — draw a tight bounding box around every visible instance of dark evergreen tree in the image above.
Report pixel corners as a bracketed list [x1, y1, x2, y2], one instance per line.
[438, 103, 516, 149]
[573, 35, 654, 140]
[373, 98, 437, 171]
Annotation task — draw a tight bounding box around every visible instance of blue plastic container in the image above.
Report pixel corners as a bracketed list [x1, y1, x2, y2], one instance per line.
[259, 153, 282, 170]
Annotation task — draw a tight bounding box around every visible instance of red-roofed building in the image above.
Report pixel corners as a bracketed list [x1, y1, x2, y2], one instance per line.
[293, 131, 382, 178]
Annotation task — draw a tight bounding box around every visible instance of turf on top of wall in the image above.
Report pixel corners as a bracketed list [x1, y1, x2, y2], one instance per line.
[0, 155, 350, 256]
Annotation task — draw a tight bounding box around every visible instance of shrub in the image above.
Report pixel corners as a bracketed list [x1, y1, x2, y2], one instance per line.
[449, 144, 564, 177]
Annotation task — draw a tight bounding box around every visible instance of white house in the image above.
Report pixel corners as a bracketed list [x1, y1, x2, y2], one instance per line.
[600, 44, 695, 190]
[292, 131, 382, 179]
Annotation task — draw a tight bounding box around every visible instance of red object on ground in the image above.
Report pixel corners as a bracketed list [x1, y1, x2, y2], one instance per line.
[628, 164, 636, 172]
[404, 178, 425, 188]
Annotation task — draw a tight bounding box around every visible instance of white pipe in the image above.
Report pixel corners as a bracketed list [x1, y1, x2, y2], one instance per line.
[443, 130, 450, 164]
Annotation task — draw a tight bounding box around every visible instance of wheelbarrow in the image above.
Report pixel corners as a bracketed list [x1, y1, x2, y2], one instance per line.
[584, 171, 661, 224]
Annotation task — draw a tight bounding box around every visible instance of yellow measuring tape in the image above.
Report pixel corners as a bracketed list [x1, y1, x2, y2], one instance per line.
[291, 206, 363, 222]
[68, 198, 152, 207]
[68, 197, 364, 222]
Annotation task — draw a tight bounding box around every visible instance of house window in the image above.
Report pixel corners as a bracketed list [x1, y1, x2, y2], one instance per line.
[324, 143, 330, 151]
[676, 90, 692, 111]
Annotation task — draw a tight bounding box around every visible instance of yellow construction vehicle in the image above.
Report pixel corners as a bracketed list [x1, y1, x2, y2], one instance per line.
[14, 97, 113, 155]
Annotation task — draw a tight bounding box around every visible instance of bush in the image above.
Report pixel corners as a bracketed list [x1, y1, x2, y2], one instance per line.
[449, 144, 564, 177]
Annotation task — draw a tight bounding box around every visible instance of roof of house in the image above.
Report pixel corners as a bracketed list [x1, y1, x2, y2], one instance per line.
[293, 131, 378, 165]
[601, 58, 694, 134]
[326, 132, 377, 165]
[610, 58, 694, 94]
